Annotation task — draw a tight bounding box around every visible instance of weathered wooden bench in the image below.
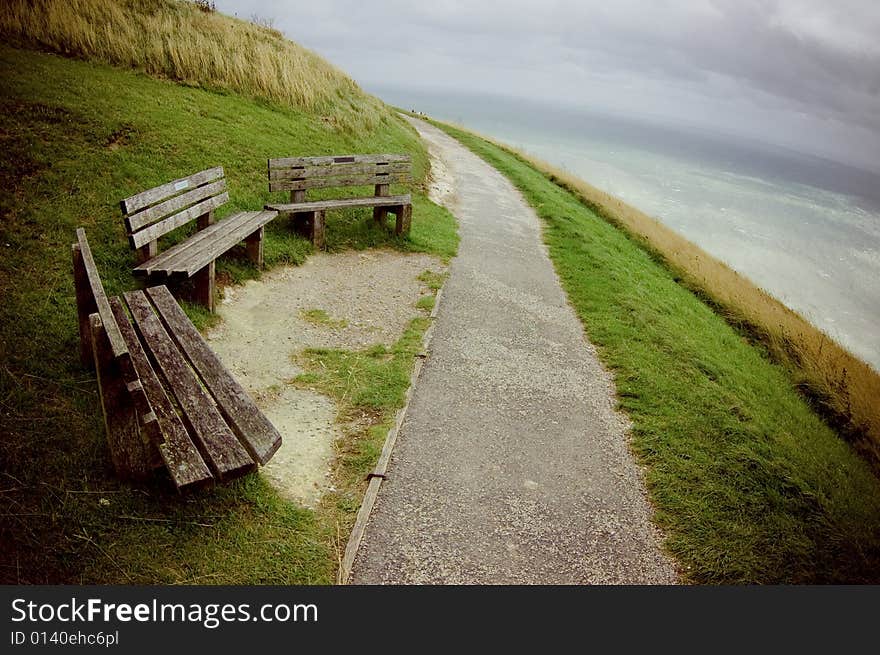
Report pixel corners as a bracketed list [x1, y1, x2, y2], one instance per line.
[72, 228, 282, 491]
[121, 166, 277, 312]
[265, 154, 412, 248]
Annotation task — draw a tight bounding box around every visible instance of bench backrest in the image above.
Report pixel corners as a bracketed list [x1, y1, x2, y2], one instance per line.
[120, 166, 229, 256]
[72, 228, 130, 366]
[267, 154, 411, 198]
[73, 228, 162, 479]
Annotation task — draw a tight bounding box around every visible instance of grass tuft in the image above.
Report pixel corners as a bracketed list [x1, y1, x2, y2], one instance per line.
[300, 308, 347, 329]
[417, 269, 446, 291]
[294, 318, 430, 411]
[415, 295, 435, 312]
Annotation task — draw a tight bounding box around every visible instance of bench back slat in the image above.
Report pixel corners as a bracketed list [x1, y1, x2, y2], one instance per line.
[73, 228, 129, 361]
[120, 167, 227, 251]
[129, 192, 229, 249]
[125, 179, 227, 232]
[269, 172, 409, 193]
[121, 166, 224, 214]
[268, 161, 411, 182]
[269, 154, 409, 168]
[267, 154, 411, 193]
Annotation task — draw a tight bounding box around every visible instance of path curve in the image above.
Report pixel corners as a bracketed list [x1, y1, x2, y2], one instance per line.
[351, 118, 677, 584]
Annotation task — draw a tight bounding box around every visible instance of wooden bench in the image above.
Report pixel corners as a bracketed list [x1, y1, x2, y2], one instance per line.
[265, 154, 413, 248]
[120, 166, 277, 312]
[72, 228, 282, 491]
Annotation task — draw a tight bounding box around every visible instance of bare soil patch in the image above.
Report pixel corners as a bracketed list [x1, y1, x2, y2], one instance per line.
[206, 249, 444, 507]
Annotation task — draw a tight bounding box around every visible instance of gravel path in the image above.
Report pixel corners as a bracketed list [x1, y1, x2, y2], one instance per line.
[351, 118, 677, 584]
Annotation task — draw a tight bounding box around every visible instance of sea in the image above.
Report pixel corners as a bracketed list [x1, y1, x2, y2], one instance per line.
[371, 86, 880, 372]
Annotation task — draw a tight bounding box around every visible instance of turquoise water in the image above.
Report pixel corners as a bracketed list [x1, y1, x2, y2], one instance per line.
[375, 87, 880, 371]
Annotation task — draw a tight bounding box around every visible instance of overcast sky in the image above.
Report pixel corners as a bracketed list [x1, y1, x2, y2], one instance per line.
[216, 0, 880, 171]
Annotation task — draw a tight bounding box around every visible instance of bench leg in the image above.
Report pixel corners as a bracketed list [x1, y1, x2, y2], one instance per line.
[89, 314, 151, 480]
[312, 210, 326, 250]
[374, 182, 389, 226]
[395, 204, 412, 236]
[192, 261, 216, 312]
[187, 211, 217, 311]
[293, 210, 325, 249]
[245, 226, 264, 268]
[197, 211, 214, 230]
[373, 206, 389, 226]
[137, 240, 157, 265]
[292, 211, 313, 240]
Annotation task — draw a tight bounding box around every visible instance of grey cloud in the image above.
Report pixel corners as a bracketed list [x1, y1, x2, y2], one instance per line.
[215, 0, 880, 170]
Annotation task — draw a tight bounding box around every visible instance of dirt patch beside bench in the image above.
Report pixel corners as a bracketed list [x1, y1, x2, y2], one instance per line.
[206, 249, 444, 507]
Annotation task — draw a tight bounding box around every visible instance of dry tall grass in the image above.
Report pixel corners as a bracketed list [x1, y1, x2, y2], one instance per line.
[472, 132, 880, 467]
[0, 0, 387, 132]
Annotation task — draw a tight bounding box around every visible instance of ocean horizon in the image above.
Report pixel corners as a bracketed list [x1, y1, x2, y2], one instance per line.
[372, 85, 880, 372]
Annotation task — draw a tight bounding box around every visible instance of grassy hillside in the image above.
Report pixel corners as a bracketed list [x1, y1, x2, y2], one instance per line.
[0, 0, 381, 133]
[0, 36, 456, 583]
[433, 121, 880, 583]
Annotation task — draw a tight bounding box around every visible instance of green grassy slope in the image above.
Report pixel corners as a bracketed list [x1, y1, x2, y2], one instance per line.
[433, 121, 880, 583]
[0, 0, 381, 133]
[0, 45, 456, 584]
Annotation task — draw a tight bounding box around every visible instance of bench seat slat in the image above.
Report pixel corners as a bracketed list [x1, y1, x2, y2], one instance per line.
[134, 209, 276, 278]
[125, 180, 228, 233]
[174, 210, 275, 278]
[269, 172, 410, 193]
[135, 211, 261, 276]
[266, 194, 411, 214]
[268, 154, 410, 168]
[124, 289, 256, 481]
[268, 162, 411, 181]
[109, 296, 213, 490]
[130, 192, 230, 250]
[147, 286, 282, 465]
[121, 167, 224, 215]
